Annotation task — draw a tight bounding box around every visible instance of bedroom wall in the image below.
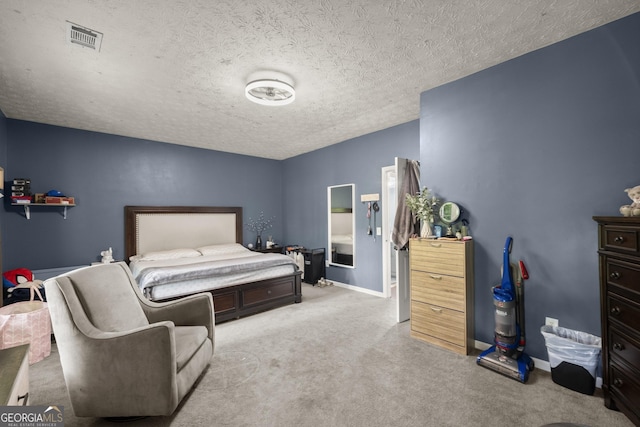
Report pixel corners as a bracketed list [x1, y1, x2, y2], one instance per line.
[0, 111, 6, 192]
[2, 120, 284, 270]
[0, 111, 7, 305]
[282, 120, 420, 292]
[420, 12, 640, 360]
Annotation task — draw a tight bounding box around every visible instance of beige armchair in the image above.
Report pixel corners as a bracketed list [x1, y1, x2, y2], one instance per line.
[44, 262, 214, 418]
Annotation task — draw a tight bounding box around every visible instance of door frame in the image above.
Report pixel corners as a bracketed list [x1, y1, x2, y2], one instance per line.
[381, 165, 395, 299]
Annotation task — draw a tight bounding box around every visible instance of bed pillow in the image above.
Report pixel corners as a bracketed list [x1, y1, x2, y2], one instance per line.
[137, 248, 202, 261]
[197, 243, 250, 256]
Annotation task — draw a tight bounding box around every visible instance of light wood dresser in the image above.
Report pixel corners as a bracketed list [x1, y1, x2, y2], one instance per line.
[594, 216, 640, 426]
[409, 238, 474, 355]
[0, 344, 30, 405]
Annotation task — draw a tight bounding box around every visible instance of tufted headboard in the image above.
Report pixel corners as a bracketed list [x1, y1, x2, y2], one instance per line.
[124, 206, 243, 261]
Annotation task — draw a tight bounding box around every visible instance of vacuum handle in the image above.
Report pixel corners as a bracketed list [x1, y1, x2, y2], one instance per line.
[501, 237, 514, 293]
[519, 261, 529, 280]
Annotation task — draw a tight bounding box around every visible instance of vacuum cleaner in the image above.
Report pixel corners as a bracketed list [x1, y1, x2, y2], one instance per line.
[477, 236, 535, 383]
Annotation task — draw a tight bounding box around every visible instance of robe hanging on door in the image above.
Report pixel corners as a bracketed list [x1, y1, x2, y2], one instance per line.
[391, 160, 420, 250]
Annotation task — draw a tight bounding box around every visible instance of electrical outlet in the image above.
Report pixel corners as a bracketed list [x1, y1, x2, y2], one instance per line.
[545, 317, 559, 327]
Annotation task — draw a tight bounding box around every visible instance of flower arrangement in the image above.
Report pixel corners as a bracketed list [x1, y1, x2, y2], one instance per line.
[246, 211, 274, 236]
[405, 187, 439, 224]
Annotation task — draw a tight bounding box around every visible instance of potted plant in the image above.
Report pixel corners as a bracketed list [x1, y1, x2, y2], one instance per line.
[405, 187, 439, 237]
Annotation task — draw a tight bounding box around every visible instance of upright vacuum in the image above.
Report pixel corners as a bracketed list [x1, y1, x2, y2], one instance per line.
[477, 236, 535, 383]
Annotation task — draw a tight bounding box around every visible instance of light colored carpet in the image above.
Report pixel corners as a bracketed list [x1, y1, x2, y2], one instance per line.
[29, 284, 634, 427]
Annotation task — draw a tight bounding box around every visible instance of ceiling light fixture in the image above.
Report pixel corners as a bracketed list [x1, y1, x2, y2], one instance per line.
[245, 73, 295, 106]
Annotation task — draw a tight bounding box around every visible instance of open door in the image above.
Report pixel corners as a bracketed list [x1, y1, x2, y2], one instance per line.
[391, 157, 420, 323]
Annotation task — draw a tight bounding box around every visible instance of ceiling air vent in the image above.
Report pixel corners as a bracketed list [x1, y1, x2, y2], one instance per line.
[66, 21, 103, 51]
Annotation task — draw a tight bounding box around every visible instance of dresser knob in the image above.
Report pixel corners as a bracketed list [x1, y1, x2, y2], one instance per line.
[613, 378, 624, 388]
[613, 342, 625, 351]
[611, 306, 621, 316]
[609, 271, 621, 280]
[17, 392, 29, 406]
[614, 236, 624, 243]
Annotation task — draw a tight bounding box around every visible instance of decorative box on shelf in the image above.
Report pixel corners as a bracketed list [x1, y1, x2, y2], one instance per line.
[44, 196, 75, 204]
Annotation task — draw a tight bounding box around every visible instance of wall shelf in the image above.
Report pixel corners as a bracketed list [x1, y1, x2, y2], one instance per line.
[11, 203, 76, 220]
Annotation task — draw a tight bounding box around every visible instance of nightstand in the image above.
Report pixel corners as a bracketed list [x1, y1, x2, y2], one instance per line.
[251, 246, 283, 254]
[0, 344, 30, 405]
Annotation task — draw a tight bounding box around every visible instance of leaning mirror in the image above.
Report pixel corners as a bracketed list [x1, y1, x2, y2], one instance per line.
[328, 184, 355, 268]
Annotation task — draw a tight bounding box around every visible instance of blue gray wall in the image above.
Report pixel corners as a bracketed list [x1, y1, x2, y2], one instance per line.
[0, 111, 6, 284]
[3, 121, 283, 269]
[282, 121, 420, 288]
[420, 12, 640, 359]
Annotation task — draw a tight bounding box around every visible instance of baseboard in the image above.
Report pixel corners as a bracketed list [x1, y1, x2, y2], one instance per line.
[330, 280, 385, 298]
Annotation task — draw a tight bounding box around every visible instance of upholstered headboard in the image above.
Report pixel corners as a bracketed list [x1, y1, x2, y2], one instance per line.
[124, 206, 243, 260]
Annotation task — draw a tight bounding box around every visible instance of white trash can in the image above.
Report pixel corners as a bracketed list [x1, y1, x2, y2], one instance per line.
[540, 325, 601, 395]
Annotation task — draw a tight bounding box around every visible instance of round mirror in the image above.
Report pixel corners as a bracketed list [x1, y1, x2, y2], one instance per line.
[439, 201, 461, 225]
[439, 202, 461, 237]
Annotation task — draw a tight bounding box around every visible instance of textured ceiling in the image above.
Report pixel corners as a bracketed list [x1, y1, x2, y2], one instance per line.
[1, 1, 639, 160]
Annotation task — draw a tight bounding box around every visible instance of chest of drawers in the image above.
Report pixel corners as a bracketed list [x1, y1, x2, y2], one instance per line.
[0, 344, 29, 406]
[409, 238, 474, 355]
[594, 216, 640, 426]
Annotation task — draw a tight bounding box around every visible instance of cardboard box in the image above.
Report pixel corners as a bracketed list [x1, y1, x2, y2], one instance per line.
[45, 196, 75, 205]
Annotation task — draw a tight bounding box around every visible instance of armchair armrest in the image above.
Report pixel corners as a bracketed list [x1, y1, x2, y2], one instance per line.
[139, 293, 214, 341]
[58, 316, 180, 415]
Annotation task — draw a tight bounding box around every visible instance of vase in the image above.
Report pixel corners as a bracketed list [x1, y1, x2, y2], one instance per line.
[256, 234, 262, 249]
[420, 221, 433, 238]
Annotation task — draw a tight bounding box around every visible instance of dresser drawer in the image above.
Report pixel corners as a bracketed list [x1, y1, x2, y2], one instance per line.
[242, 281, 294, 307]
[610, 364, 640, 416]
[411, 301, 465, 347]
[602, 226, 639, 254]
[410, 270, 465, 311]
[606, 259, 640, 296]
[608, 295, 640, 333]
[0, 345, 29, 406]
[610, 327, 640, 372]
[410, 241, 466, 276]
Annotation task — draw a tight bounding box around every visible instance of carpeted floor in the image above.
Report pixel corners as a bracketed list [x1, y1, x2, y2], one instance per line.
[29, 284, 634, 426]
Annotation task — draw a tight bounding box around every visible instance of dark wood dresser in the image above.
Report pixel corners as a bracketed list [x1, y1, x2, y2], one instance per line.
[594, 216, 640, 426]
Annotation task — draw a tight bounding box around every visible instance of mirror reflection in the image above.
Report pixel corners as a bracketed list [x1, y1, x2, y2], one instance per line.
[439, 201, 461, 237]
[328, 184, 355, 267]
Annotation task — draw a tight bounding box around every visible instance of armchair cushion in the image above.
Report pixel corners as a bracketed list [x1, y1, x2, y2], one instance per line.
[174, 326, 209, 371]
[65, 264, 148, 332]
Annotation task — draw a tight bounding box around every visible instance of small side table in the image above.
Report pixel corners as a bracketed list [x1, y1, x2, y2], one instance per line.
[0, 344, 30, 405]
[251, 246, 283, 254]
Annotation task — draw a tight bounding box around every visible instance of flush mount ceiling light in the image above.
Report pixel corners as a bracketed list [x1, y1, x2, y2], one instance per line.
[245, 72, 295, 106]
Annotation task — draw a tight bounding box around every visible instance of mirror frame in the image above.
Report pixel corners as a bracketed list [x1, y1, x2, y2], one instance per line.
[327, 184, 356, 268]
[439, 201, 461, 224]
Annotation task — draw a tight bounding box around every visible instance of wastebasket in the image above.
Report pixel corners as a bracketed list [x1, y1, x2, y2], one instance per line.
[540, 325, 601, 395]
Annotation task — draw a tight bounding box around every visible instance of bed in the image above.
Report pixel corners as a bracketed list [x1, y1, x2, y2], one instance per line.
[125, 206, 302, 323]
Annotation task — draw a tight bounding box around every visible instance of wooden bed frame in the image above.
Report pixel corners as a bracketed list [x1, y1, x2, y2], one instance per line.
[124, 206, 302, 323]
